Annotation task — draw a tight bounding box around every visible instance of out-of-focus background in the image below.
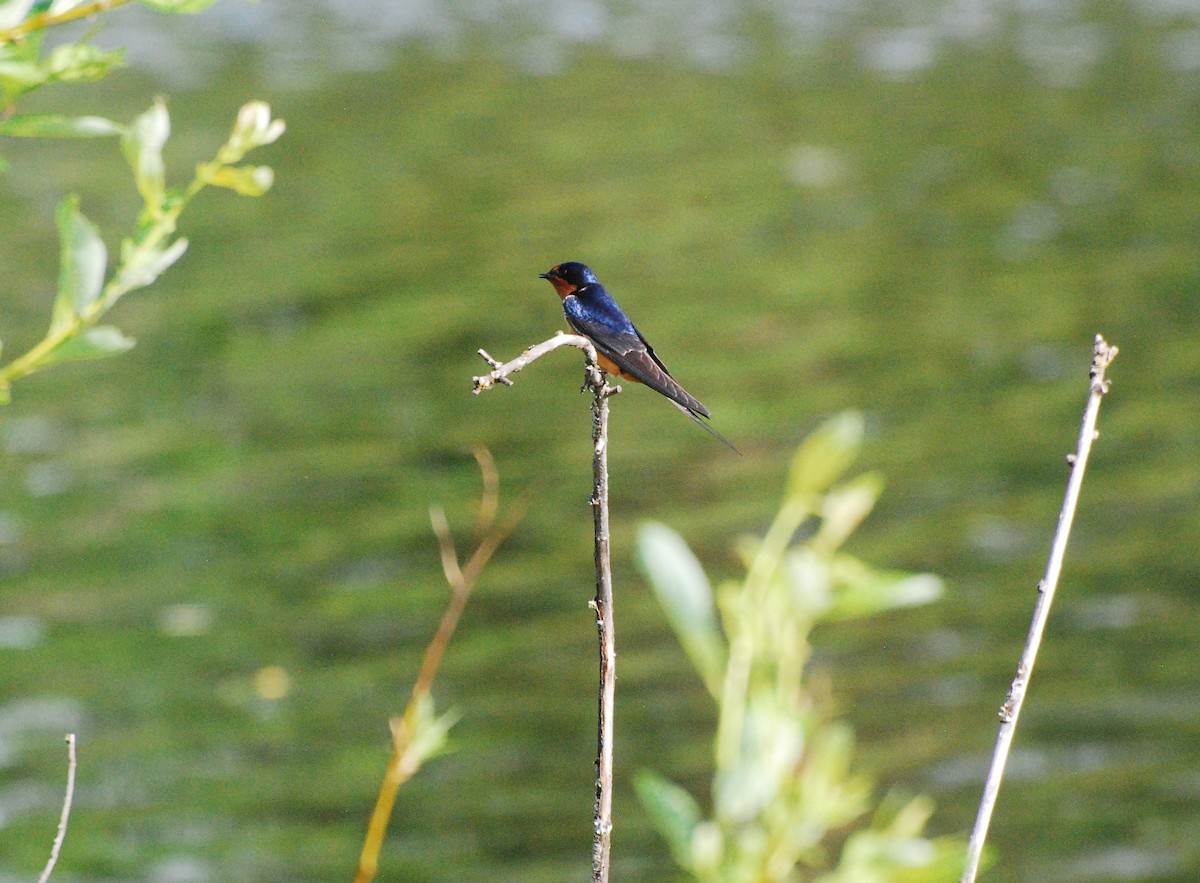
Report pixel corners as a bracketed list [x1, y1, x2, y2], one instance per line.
[0, 1, 1196, 880]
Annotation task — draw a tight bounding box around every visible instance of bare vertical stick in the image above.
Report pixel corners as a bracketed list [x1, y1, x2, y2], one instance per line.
[961, 335, 1118, 883]
[588, 364, 618, 883]
[473, 334, 621, 883]
[37, 733, 77, 883]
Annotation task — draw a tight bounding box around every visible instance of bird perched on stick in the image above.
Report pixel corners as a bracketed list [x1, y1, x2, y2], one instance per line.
[539, 261, 738, 453]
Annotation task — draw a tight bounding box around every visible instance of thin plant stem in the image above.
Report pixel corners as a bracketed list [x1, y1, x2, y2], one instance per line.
[37, 733, 76, 883]
[0, 0, 129, 44]
[960, 334, 1119, 883]
[717, 496, 811, 770]
[0, 210, 175, 389]
[353, 448, 526, 883]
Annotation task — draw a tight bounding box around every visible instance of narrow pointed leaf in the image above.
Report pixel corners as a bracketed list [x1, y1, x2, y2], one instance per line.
[815, 472, 884, 553]
[637, 522, 726, 696]
[0, 114, 121, 138]
[114, 236, 188, 293]
[122, 99, 169, 209]
[45, 43, 124, 83]
[634, 770, 702, 871]
[0, 59, 47, 89]
[0, 0, 37, 29]
[51, 196, 106, 333]
[824, 556, 943, 621]
[201, 162, 274, 196]
[782, 547, 835, 617]
[41, 325, 134, 365]
[787, 411, 865, 501]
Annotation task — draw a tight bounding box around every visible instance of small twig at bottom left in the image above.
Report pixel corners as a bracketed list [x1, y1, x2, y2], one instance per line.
[37, 733, 77, 883]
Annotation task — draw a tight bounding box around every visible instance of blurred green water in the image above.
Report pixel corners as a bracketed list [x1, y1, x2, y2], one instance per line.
[0, 3, 1197, 881]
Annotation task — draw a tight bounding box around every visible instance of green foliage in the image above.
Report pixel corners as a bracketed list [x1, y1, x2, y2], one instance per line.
[0, 1, 274, 398]
[0, 0, 285, 402]
[638, 521, 726, 696]
[398, 692, 461, 772]
[0, 33, 124, 106]
[0, 0, 220, 80]
[636, 413, 964, 882]
[0, 3, 124, 108]
[0, 98, 283, 400]
[0, 112, 122, 137]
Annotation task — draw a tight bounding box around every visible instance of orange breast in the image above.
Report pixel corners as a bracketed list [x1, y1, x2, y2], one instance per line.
[596, 353, 643, 384]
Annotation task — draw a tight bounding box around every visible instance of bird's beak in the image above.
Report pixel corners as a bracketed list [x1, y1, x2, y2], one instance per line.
[538, 272, 553, 280]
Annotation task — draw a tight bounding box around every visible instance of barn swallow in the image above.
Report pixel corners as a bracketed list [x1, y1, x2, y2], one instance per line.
[540, 261, 738, 453]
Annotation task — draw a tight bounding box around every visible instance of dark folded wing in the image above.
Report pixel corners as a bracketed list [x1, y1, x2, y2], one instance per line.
[565, 309, 711, 418]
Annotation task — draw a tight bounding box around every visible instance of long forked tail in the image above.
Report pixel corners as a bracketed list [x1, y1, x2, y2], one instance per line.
[672, 402, 741, 455]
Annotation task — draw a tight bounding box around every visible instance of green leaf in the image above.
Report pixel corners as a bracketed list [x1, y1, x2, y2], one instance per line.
[822, 556, 943, 621]
[787, 551, 945, 619]
[816, 794, 968, 883]
[714, 694, 805, 822]
[814, 472, 883, 554]
[51, 196, 106, 333]
[122, 99, 170, 210]
[781, 547, 834, 618]
[637, 522, 726, 697]
[201, 162, 274, 196]
[870, 791, 935, 839]
[114, 237, 188, 293]
[634, 770, 703, 871]
[0, 113, 121, 138]
[44, 43, 124, 83]
[0, 17, 45, 104]
[41, 325, 134, 366]
[0, 0, 38, 30]
[787, 411, 865, 501]
[799, 721, 872, 829]
[398, 693, 460, 767]
[136, 0, 220, 11]
[0, 58, 47, 99]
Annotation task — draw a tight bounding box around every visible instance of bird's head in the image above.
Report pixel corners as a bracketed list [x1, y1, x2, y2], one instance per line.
[539, 261, 597, 298]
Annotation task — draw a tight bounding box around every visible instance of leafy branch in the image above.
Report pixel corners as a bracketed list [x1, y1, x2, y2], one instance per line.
[0, 98, 284, 401]
[0, 0, 274, 401]
[0, 1, 216, 48]
[0, 1, 223, 116]
[636, 413, 964, 883]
